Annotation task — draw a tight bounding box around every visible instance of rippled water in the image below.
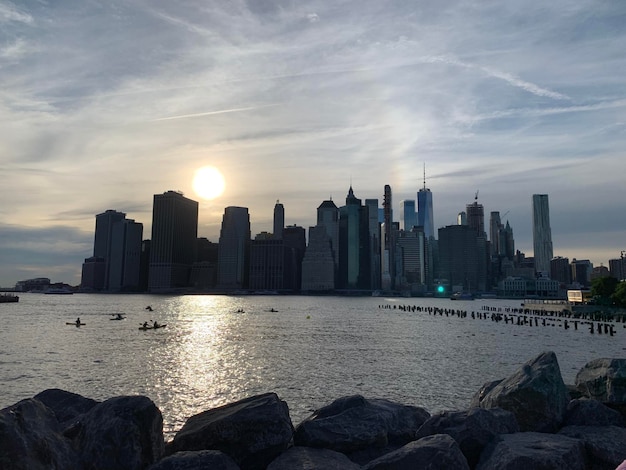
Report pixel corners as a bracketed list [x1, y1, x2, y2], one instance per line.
[1, 293, 624, 438]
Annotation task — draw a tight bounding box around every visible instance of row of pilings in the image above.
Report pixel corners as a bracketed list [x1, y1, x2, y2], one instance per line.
[377, 303, 620, 336]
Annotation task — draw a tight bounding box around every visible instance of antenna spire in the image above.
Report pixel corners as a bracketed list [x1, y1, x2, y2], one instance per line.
[422, 163, 426, 190]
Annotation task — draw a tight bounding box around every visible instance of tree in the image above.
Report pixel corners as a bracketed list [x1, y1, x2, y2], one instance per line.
[612, 281, 626, 308]
[591, 276, 618, 304]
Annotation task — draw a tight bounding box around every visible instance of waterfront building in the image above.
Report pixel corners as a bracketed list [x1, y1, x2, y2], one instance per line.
[400, 199, 417, 231]
[273, 200, 284, 239]
[338, 186, 370, 289]
[457, 212, 467, 225]
[190, 238, 218, 290]
[489, 211, 502, 256]
[532, 194, 554, 275]
[550, 256, 571, 286]
[316, 199, 340, 274]
[395, 227, 426, 294]
[417, 167, 435, 240]
[108, 218, 143, 291]
[248, 238, 287, 291]
[88, 209, 126, 290]
[217, 206, 251, 289]
[571, 259, 592, 288]
[438, 224, 482, 292]
[365, 198, 381, 291]
[149, 191, 199, 291]
[283, 225, 306, 290]
[301, 225, 335, 291]
[466, 195, 485, 237]
[381, 185, 395, 291]
[609, 256, 626, 281]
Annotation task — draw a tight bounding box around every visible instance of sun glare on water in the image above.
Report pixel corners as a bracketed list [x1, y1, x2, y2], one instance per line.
[192, 166, 226, 200]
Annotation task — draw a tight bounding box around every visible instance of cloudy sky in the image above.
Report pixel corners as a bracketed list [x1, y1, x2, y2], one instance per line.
[1, 0, 625, 287]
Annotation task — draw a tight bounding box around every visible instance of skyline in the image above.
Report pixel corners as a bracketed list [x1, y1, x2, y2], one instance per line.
[2, 1, 626, 286]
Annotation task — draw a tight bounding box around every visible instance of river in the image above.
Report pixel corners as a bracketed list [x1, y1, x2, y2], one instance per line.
[1, 293, 624, 438]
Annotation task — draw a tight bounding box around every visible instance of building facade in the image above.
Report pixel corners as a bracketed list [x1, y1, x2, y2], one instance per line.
[532, 194, 554, 275]
[148, 191, 199, 292]
[217, 206, 251, 289]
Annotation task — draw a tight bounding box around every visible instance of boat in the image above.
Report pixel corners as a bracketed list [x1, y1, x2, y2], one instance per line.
[138, 324, 167, 331]
[110, 314, 126, 320]
[0, 293, 19, 303]
[66, 322, 86, 327]
[450, 292, 474, 300]
[44, 287, 73, 295]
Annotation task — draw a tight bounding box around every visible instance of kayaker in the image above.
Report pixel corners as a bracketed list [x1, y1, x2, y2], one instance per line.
[75, 317, 81, 326]
[153, 320, 159, 328]
[142, 321, 149, 329]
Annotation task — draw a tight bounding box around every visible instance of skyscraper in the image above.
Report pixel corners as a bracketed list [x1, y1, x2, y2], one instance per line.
[400, 199, 417, 231]
[338, 186, 369, 289]
[273, 200, 284, 239]
[316, 198, 339, 272]
[417, 166, 434, 239]
[466, 193, 485, 237]
[217, 206, 251, 289]
[489, 211, 502, 256]
[149, 191, 199, 291]
[381, 184, 395, 290]
[108, 218, 143, 291]
[93, 209, 126, 289]
[532, 194, 553, 275]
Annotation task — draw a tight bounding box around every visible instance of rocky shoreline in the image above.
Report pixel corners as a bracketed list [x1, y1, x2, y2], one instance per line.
[2, 351, 626, 469]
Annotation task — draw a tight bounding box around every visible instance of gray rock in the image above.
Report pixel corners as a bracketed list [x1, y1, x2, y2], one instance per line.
[267, 446, 360, 470]
[169, 392, 294, 470]
[476, 351, 570, 432]
[476, 432, 586, 470]
[0, 398, 81, 470]
[74, 395, 165, 470]
[559, 425, 626, 470]
[563, 398, 625, 427]
[362, 434, 470, 470]
[470, 380, 503, 409]
[150, 450, 240, 470]
[415, 407, 519, 468]
[294, 395, 430, 455]
[575, 358, 626, 403]
[33, 388, 99, 427]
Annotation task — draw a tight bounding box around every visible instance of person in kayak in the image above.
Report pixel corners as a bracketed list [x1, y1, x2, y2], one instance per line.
[75, 317, 81, 326]
[153, 320, 160, 328]
[142, 321, 149, 329]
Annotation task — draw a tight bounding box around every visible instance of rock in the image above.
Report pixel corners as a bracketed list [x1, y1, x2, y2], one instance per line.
[0, 398, 80, 470]
[476, 432, 586, 470]
[563, 398, 625, 427]
[476, 351, 570, 432]
[575, 358, 626, 403]
[267, 446, 360, 469]
[362, 434, 470, 470]
[470, 380, 503, 408]
[74, 395, 165, 470]
[169, 392, 293, 470]
[294, 395, 430, 456]
[559, 425, 626, 470]
[415, 407, 519, 468]
[150, 450, 240, 469]
[33, 388, 99, 427]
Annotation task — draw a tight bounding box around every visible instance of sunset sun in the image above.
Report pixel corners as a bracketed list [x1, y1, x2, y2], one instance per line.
[192, 166, 226, 200]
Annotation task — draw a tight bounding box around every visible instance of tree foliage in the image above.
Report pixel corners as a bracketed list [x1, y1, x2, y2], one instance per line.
[612, 281, 626, 308]
[591, 276, 619, 302]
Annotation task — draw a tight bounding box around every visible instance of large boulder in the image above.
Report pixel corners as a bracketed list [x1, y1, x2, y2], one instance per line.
[33, 388, 99, 428]
[74, 395, 165, 470]
[563, 398, 625, 427]
[415, 407, 519, 468]
[150, 450, 240, 470]
[476, 432, 586, 470]
[559, 425, 626, 470]
[575, 358, 626, 403]
[474, 351, 570, 432]
[294, 395, 430, 456]
[169, 392, 293, 470]
[0, 398, 80, 470]
[267, 446, 360, 470]
[362, 434, 470, 470]
[470, 380, 503, 409]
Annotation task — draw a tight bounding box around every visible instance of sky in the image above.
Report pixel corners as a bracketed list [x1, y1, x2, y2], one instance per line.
[1, 0, 626, 287]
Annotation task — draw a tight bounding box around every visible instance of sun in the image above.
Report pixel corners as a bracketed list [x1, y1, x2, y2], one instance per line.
[192, 166, 226, 200]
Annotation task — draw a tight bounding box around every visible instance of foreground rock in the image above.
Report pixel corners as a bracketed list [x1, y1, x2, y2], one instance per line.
[575, 358, 626, 403]
[415, 407, 519, 468]
[267, 446, 360, 470]
[168, 392, 293, 470]
[559, 425, 626, 470]
[294, 395, 430, 463]
[473, 351, 569, 432]
[150, 450, 240, 469]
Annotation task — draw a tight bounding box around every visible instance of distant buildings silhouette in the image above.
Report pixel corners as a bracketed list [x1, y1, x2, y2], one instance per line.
[72, 183, 626, 297]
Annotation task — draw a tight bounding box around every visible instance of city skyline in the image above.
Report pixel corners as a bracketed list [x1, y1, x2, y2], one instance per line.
[2, 1, 626, 286]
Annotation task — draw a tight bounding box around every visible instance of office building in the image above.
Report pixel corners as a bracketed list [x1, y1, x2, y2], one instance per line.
[550, 256, 571, 285]
[438, 224, 481, 293]
[466, 194, 485, 237]
[417, 170, 435, 240]
[571, 259, 592, 288]
[396, 227, 426, 293]
[338, 186, 370, 289]
[489, 211, 502, 256]
[365, 198, 381, 291]
[108, 218, 143, 291]
[400, 199, 417, 231]
[217, 206, 251, 289]
[273, 200, 284, 239]
[301, 225, 335, 291]
[249, 238, 287, 291]
[381, 184, 395, 290]
[532, 194, 553, 275]
[316, 198, 340, 274]
[283, 225, 306, 290]
[91, 209, 126, 290]
[149, 191, 199, 291]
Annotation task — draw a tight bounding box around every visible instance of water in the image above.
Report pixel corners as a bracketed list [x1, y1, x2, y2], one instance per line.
[1, 293, 624, 438]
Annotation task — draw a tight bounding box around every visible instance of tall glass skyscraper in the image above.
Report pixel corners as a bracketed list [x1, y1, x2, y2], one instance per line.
[532, 194, 553, 275]
[217, 206, 251, 289]
[400, 199, 417, 231]
[417, 184, 434, 239]
[273, 200, 284, 239]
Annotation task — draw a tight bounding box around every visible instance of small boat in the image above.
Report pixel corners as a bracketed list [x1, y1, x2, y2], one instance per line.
[0, 293, 19, 303]
[110, 314, 126, 320]
[44, 288, 73, 295]
[66, 322, 86, 327]
[450, 292, 474, 300]
[138, 324, 167, 331]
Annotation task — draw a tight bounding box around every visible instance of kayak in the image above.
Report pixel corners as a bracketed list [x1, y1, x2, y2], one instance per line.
[138, 324, 167, 330]
[66, 322, 86, 327]
[110, 317, 126, 320]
